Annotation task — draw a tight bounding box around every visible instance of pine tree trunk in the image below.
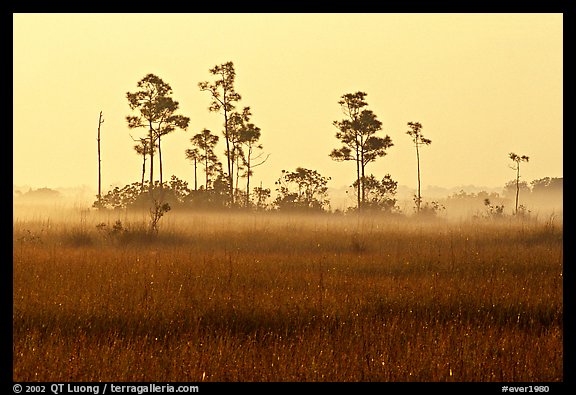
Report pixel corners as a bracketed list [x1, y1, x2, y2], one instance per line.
[158, 134, 163, 187]
[194, 157, 197, 191]
[148, 126, 154, 187]
[224, 111, 233, 204]
[97, 111, 103, 205]
[515, 166, 520, 214]
[234, 149, 241, 203]
[246, 148, 251, 208]
[141, 155, 146, 192]
[360, 136, 365, 208]
[416, 143, 421, 213]
[205, 152, 209, 190]
[356, 145, 361, 210]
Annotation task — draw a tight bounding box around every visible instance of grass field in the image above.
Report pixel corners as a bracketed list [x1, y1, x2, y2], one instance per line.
[13, 209, 563, 381]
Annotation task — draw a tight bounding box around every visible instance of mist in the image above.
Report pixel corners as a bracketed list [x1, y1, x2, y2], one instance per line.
[13, 179, 562, 226]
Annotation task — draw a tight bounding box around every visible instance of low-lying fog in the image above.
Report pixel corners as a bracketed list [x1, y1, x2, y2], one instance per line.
[13, 181, 562, 228]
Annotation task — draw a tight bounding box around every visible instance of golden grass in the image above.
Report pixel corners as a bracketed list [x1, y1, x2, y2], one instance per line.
[13, 211, 563, 381]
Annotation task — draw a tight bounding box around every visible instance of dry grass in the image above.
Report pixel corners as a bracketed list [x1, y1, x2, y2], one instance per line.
[13, 210, 563, 381]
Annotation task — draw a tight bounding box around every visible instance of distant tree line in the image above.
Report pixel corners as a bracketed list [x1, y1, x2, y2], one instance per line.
[92, 174, 562, 218]
[91, 60, 560, 218]
[444, 176, 563, 218]
[15, 187, 62, 202]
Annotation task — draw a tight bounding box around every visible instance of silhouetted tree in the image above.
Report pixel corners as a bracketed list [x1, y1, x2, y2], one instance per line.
[274, 167, 331, 211]
[330, 92, 393, 210]
[508, 152, 530, 214]
[226, 107, 251, 200]
[97, 182, 143, 210]
[96, 111, 104, 207]
[126, 73, 190, 187]
[167, 175, 191, 204]
[186, 128, 221, 190]
[199, 61, 242, 201]
[185, 147, 200, 191]
[252, 185, 271, 211]
[504, 179, 530, 210]
[406, 121, 432, 213]
[240, 133, 268, 208]
[133, 137, 157, 192]
[236, 111, 268, 207]
[96, 176, 190, 212]
[353, 174, 398, 212]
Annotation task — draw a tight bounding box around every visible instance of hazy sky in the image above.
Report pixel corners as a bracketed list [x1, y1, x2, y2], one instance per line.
[13, 13, 562, 195]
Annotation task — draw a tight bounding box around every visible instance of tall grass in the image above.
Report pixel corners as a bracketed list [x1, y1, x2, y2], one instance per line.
[13, 211, 562, 381]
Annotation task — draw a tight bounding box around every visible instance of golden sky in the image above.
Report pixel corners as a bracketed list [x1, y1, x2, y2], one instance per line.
[13, 13, 562, 194]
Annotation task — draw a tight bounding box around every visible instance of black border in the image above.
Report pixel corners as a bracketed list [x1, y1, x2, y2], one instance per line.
[8, 2, 573, 393]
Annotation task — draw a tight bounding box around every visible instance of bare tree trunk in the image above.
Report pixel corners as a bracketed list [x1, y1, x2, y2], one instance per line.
[193, 157, 197, 191]
[416, 143, 421, 213]
[246, 172, 250, 208]
[224, 112, 234, 204]
[97, 111, 104, 206]
[515, 165, 520, 214]
[205, 152, 209, 190]
[158, 133, 163, 187]
[141, 154, 146, 192]
[355, 144, 361, 210]
[246, 148, 252, 208]
[148, 125, 154, 187]
[360, 136, 366, 209]
[234, 149, 241, 204]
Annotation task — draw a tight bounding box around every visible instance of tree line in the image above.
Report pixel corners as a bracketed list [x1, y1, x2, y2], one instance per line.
[92, 60, 550, 218]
